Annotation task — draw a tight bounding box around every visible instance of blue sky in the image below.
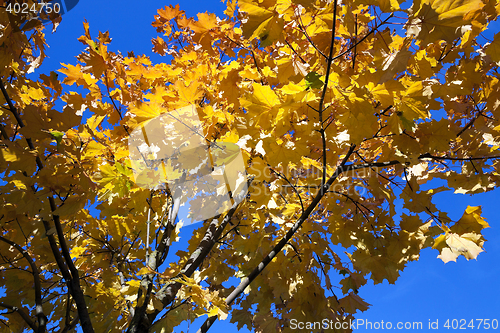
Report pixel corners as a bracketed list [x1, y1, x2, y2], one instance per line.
[35, 0, 500, 332]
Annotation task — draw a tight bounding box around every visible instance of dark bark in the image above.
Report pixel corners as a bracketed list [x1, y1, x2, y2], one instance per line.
[0, 80, 95, 333]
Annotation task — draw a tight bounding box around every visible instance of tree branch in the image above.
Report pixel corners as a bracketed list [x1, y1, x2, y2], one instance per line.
[60, 314, 79, 333]
[0, 80, 43, 170]
[317, 0, 338, 189]
[0, 236, 47, 332]
[297, 13, 328, 60]
[196, 144, 357, 333]
[332, 13, 393, 61]
[0, 79, 95, 333]
[269, 166, 304, 213]
[127, 190, 182, 332]
[128, 180, 252, 332]
[0, 302, 37, 331]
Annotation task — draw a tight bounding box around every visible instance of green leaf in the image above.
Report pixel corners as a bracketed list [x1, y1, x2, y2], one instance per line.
[50, 130, 64, 145]
[305, 72, 324, 90]
[42, 130, 65, 150]
[399, 114, 415, 131]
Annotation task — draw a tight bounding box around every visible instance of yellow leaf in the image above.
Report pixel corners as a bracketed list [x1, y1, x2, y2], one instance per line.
[70, 246, 86, 259]
[127, 280, 141, 288]
[238, 0, 284, 46]
[137, 267, 151, 275]
[378, 39, 412, 84]
[53, 196, 87, 217]
[485, 31, 500, 63]
[241, 83, 280, 128]
[398, 81, 429, 120]
[407, 0, 484, 46]
[130, 101, 164, 124]
[452, 206, 489, 234]
[161, 159, 183, 181]
[339, 292, 371, 313]
[84, 140, 106, 157]
[175, 80, 203, 104]
[10, 179, 27, 190]
[59, 63, 85, 86]
[280, 82, 305, 95]
[436, 232, 484, 263]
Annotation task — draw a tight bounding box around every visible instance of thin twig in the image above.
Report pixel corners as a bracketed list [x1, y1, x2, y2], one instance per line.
[332, 13, 393, 61]
[317, 0, 339, 188]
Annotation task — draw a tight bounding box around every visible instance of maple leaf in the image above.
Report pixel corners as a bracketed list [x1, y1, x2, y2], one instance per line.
[305, 71, 324, 89]
[339, 292, 371, 313]
[417, 119, 455, 152]
[435, 232, 484, 263]
[152, 36, 168, 56]
[238, 0, 284, 46]
[158, 4, 183, 21]
[240, 83, 280, 128]
[378, 38, 412, 84]
[451, 206, 489, 234]
[406, 0, 484, 46]
[41, 129, 64, 150]
[485, 32, 500, 63]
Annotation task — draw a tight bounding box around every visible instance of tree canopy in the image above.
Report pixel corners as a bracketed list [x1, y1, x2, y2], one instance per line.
[1, 0, 500, 332]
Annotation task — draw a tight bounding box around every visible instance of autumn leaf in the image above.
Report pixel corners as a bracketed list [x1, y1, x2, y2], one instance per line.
[406, 0, 484, 46]
[434, 231, 484, 263]
[451, 206, 489, 234]
[339, 292, 371, 313]
[305, 71, 324, 89]
[238, 0, 284, 46]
